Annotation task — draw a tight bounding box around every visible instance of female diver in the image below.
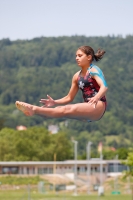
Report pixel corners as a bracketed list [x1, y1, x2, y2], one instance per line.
[16, 45, 108, 122]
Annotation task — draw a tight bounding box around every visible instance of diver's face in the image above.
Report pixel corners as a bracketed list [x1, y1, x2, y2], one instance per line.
[76, 49, 91, 67]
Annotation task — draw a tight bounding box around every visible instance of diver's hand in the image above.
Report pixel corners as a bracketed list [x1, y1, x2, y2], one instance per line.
[88, 96, 99, 108]
[40, 95, 55, 107]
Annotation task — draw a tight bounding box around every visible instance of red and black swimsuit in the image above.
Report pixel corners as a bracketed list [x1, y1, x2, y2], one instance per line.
[78, 69, 106, 103]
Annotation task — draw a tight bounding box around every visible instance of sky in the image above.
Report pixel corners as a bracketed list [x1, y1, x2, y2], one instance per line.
[0, 0, 133, 41]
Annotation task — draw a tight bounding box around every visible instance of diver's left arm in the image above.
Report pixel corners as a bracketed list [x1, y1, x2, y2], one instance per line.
[88, 68, 108, 107]
[94, 76, 108, 99]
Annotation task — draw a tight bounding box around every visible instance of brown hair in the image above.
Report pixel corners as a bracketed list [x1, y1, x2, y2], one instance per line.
[78, 46, 106, 62]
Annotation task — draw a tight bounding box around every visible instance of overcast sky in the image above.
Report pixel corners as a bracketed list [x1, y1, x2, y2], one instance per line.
[0, 0, 133, 41]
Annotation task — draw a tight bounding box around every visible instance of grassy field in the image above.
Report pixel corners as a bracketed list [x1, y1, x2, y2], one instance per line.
[0, 190, 132, 200]
[0, 175, 132, 200]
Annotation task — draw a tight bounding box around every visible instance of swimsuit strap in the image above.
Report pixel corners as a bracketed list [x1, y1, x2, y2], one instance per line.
[88, 63, 93, 73]
[88, 63, 108, 87]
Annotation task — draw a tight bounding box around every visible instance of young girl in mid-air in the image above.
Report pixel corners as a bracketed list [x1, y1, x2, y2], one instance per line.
[16, 45, 108, 122]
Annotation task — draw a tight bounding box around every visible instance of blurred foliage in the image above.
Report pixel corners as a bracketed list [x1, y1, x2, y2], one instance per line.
[0, 127, 73, 161]
[122, 150, 133, 177]
[0, 125, 131, 161]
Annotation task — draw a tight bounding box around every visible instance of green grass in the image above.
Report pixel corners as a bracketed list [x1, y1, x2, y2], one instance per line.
[0, 190, 132, 200]
[0, 175, 45, 185]
[0, 175, 132, 200]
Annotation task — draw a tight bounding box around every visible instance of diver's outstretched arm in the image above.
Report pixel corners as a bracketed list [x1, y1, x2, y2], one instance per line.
[40, 72, 79, 107]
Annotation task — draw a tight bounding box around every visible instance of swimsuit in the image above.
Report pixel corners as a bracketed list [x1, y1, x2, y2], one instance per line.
[78, 64, 107, 122]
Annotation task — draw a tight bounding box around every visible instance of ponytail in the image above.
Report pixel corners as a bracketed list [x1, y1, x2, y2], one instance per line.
[94, 49, 106, 61]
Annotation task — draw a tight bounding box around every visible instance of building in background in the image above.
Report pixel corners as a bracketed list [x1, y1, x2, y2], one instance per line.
[48, 125, 59, 134]
[16, 125, 27, 131]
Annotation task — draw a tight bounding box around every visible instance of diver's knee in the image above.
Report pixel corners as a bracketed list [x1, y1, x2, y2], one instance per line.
[55, 106, 66, 116]
[64, 105, 75, 115]
[54, 105, 74, 116]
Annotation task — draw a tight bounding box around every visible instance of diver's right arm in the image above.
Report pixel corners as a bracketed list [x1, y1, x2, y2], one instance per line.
[40, 72, 79, 107]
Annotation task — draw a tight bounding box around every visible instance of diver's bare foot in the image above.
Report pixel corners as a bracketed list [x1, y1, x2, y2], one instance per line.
[15, 101, 35, 116]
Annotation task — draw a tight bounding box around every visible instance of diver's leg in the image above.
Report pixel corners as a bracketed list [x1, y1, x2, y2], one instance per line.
[15, 101, 105, 121]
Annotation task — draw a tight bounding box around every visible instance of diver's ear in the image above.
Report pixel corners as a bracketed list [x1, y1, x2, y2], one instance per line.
[87, 55, 92, 61]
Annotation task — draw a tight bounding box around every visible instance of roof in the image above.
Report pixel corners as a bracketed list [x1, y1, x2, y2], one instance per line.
[0, 159, 122, 166]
